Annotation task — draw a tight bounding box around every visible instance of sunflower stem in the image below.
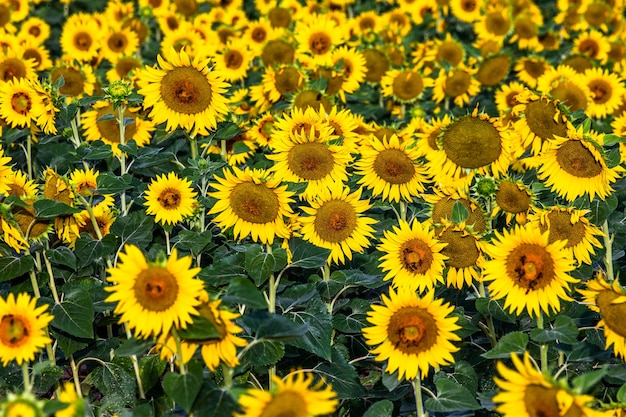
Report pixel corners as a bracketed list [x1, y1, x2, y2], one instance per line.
[399, 201, 407, 222]
[117, 103, 128, 216]
[220, 139, 227, 161]
[165, 229, 171, 255]
[76, 194, 105, 241]
[43, 254, 60, 305]
[412, 375, 428, 417]
[22, 362, 32, 393]
[221, 363, 233, 388]
[171, 327, 187, 375]
[602, 219, 614, 281]
[123, 325, 147, 399]
[70, 355, 83, 397]
[28, 269, 41, 299]
[478, 281, 497, 348]
[189, 135, 199, 160]
[537, 313, 548, 374]
[26, 134, 33, 181]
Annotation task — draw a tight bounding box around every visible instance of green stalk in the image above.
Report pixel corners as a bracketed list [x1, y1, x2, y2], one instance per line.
[537, 313, 548, 374]
[602, 220, 614, 281]
[22, 362, 32, 393]
[189, 135, 198, 160]
[413, 375, 428, 417]
[117, 103, 128, 215]
[171, 328, 187, 375]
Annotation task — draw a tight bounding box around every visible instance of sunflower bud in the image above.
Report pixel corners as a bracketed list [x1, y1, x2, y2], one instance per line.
[104, 80, 133, 106]
[475, 176, 496, 198]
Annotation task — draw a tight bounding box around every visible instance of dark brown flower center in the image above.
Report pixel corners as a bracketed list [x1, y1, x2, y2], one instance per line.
[597, 290, 626, 338]
[314, 199, 357, 243]
[0, 314, 29, 347]
[373, 148, 416, 184]
[259, 391, 307, 417]
[400, 239, 434, 274]
[134, 267, 179, 312]
[506, 244, 554, 292]
[495, 182, 531, 214]
[51, 67, 85, 97]
[514, 17, 537, 39]
[224, 50, 243, 69]
[523, 385, 584, 417]
[589, 79, 612, 104]
[431, 197, 486, 233]
[392, 71, 423, 101]
[0, 58, 27, 81]
[309, 32, 332, 55]
[74, 31, 93, 51]
[158, 188, 182, 209]
[524, 99, 569, 142]
[441, 116, 502, 169]
[444, 70, 471, 97]
[116, 57, 141, 78]
[476, 55, 510, 86]
[108, 32, 129, 52]
[275, 67, 302, 95]
[287, 142, 335, 180]
[550, 81, 588, 112]
[438, 228, 480, 268]
[486, 12, 510, 35]
[387, 307, 438, 354]
[555, 140, 603, 178]
[95, 105, 138, 144]
[363, 48, 390, 83]
[293, 90, 331, 112]
[251, 27, 267, 43]
[538, 210, 587, 248]
[160, 66, 213, 115]
[230, 182, 280, 224]
[261, 39, 295, 67]
[10, 92, 31, 115]
[523, 59, 546, 79]
[268, 7, 291, 28]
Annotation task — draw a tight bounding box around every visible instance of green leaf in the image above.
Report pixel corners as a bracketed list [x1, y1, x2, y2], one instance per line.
[530, 315, 579, 344]
[110, 211, 155, 248]
[162, 360, 203, 412]
[32, 362, 64, 395]
[96, 173, 133, 194]
[590, 194, 618, 225]
[617, 383, 626, 403]
[46, 247, 76, 271]
[244, 244, 276, 286]
[0, 255, 35, 282]
[223, 276, 268, 310]
[172, 230, 214, 254]
[332, 312, 368, 334]
[572, 368, 606, 394]
[51, 284, 94, 339]
[74, 234, 117, 268]
[603, 134, 626, 146]
[242, 311, 308, 341]
[482, 331, 528, 359]
[451, 361, 478, 393]
[33, 199, 81, 218]
[286, 296, 333, 361]
[475, 297, 517, 324]
[451, 200, 469, 224]
[240, 339, 285, 366]
[177, 313, 221, 341]
[49, 328, 88, 357]
[288, 238, 330, 269]
[453, 313, 481, 339]
[272, 247, 288, 271]
[140, 354, 167, 393]
[425, 378, 482, 412]
[363, 400, 394, 417]
[193, 385, 239, 417]
[115, 338, 154, 357]
[316, 347, 367, 399]
[86, 361, 137, 406]
[214, 121, 244, 140]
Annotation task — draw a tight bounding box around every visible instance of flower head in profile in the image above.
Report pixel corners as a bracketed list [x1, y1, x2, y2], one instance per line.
[362, 288, 460, 380]
[494, 352, 599, 417]
[105, 244, 204, 339]
[482, 224, 577, 318]
[137, 47, 230, 136]
[144, 172, 198, 225]
[236, 371, 338, 417]
[0, 293, 53, 366]
[0, 392, 46, 417]
[208, 167, 295, 244]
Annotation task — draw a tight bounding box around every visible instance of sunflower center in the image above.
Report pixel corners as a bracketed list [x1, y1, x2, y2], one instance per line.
[157, 188, 182, 210]
[486, 12, 510, 35]
[160, 66, 213, 115]
[108, 33, 128, 52]
[51, 68, 85, 97]
[10, 92, 32, 115]
[134, 266, 179, 312]
[268, 7, 291, 28]
[259, 391, 307, 417]
[579, 39, 600, 58]
[74, 31, 93, 50]
[400, 239, 433, 274]
[539, 211, 587, 248]
[444, 70, 471, 97]
[116, 57, 141, 78]
[262, 39, 295, 67]
[373, 148, 416, 184]
[441, 116, 502, 170]
[585, 3, 609, 25]
[507, 244, 554, 292]
[309, 32, 332, 55]
[523, 59, 546, 79]
[363, 48, 390, 83]
[477, 55, 510, 86]
[0, 314, 29, 347]
[251, 27, 267, 43]
[387, 307, 438, 354]
[0, 58, 26, 81]
[524, 385, 584, 417]
[495, 182, 531, 213]
[95, 105, 137, 144]
[461, 0, 477, 12]
[438, 228, 480, 268]
[287, 142, 334, 180]
[597, 290, 626, 338]
[224, 50, 243, 69]
[524, 99, 568, 142]
[392, 71, 423, 101]
[550, 81, 588, 112]
[514, 17, 536, 39]
[230, 182, 280, 224]
[293, 90, 331, 112]
[589, 79, 611, 104]
[0, 6, 10, 27]
[275, 67, 302, 95]
[314, 199, 357, 243]
[555, 140, 603, 178]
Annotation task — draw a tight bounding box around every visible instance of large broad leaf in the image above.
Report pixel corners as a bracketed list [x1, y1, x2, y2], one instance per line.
[172, 230, 214, 254]
[245, 244, 275, 286]
[193, 385, 239, 417]
[49, 328, 88, 357]
[162, 360, 203, 413]
[482, 331, 528, 359]
[530, 315, 579, 345]
[110, 211, 154, 248]
[96, 173, 133, 194]
[115, 338, 154, 357]
[33, 199, 81, 218]
[288, 238, 330, 269]
[140, 354, 167, 393]
[51, 284, 94, 339]
[240, 339, 285, 367]
[425, 378, 482, 412]
[46, 247, 76, 271]
[315, 347, 367, 399]
[223, 276, 268, 310]
[286, 296, 333, 361]
[85, 360, 137, 407]
[590, 194, 618, 224]
[242, 311, 308, 341]
[475, 297, 517, 324]
[0, 255, 34, 282]
[363, 400, 394, 417]
[74, 234, 117, 268]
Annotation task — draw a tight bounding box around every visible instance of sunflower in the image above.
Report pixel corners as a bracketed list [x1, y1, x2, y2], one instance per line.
[208, 167, 295, 244]
[584, 67, 626, 119]
[60, 15, 101, 62]
[105, 244, 204, 339]
[105, 55, 142, 82]
[493, 352, 599, 417]
[527, 125, 624, 202]
[322, 105, 360, 148]
[4, 169, 38, 198]
[380, 69, 432, 104]
[450, 0, 483, 23]
[482, 223, 577, 317]
[100, 26, 140, 63]
[579, 274, 626, 361]
[529, 206, 603, 265]
[432, 65, 481, 107]
[475, 54, 511, 87]
[513, 56, 549, 88]
[429, 108, 511, 180]
[267, 125, 352, 202]
[0, 77, 44, 129]
[213, 39, 253, 83]
[423, 34, 465, 69]
[31, 81, 58, 135]
[378, 219, 448, 293]
[329, 46, 367, 100]
[81, 101, 154, 156]
[474, 3, 512, 42]
[426, 190, 487, 233]
[18, 16, 51, 44]
[362, 288, 460, 380]
[262, 65, 305, 103]
[137, 47, 230, 136]
[19, 38, 53, 72]
[536, 65, 592, 113]
[494, 81, 526, 118]
[10, 198, 53, 245]
[299, 183, 376, 265]
[512, 90, 572, 156]
[42, 168, 79, 243]
[242, 18, 275, 53]
[56, 382, 85, 417]
[50, 61, 97, 100]
[271, 105, 326, 142]
[74, 204, 116, 242]
[355, 134, 429, 203]
[508, 13, 544, 51]
[294, 14, 345, 66]
[0, 293, 53, 366]
[236, 371, 338, 417]
[0, 392, 45, 417]
[362, 48, 391, 84]
[144, 172, 198, 226]
[573, 29, 610, 63]
[492, 177, 535, 225]
[435, 220, 486, 289]
[261, 38, 296, 67]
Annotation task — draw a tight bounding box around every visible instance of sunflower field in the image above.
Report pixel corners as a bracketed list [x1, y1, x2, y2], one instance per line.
[1, 0, 626, 415]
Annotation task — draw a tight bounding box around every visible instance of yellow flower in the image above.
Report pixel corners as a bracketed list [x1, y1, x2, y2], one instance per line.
[56, 382, 84, 417]
[362, 288, 461, 380]
[144, 172, 198, 225]
[0, 78, 45, 130]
